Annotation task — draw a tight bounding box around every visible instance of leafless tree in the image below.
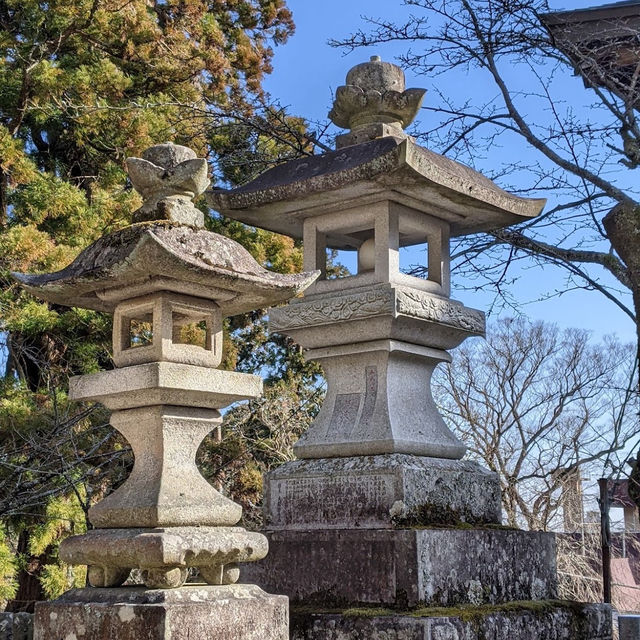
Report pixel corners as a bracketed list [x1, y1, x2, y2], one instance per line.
[332, 0, 640, 361]
[556, 531, 603, 604]
[0, 406, 129, 522]
[433, 317, 638, 530]
[198, 380, 325, 529]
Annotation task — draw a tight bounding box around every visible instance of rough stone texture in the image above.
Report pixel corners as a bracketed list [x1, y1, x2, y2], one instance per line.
[620, 615, 640, 639]
[34, 585, 288, 640]
[69, 361, 262, 410]
[290, 602, 612, 640]
[82, 406, 241, 528]
[264, 455, 501, 529]
[12, 223, 318, 314]
[269, 285, 485, 346]
[127, 142, 208, 225]
[60, 526, 267, 572]
[336, 126, 407, 149]
[328, 56, 426, 148]
[242, 528, 557, 608]
[287, 341, 464, 459]
[207, 137, 546, 244]
[0, 613, 33, 640]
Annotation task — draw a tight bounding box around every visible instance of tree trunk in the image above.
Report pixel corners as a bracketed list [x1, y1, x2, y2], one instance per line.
[5, 529, 50, 613]
[603, 203, 640, 377]
[0, 167, 7, 228]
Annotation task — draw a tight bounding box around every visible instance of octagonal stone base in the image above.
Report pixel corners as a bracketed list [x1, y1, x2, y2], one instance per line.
[290, 602, 612, 640]
[34, 585, 288, 640]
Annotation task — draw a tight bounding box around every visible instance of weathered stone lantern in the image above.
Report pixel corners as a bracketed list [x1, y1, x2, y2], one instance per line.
[210, 54, 545, 498]
[15, 143, 317, 640]
[208, 58, 612, 639]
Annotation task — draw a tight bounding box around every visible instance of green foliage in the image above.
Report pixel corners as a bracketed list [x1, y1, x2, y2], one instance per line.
[28, 495, 87, 600]
[29, 494, 87, 557]
[0, 529, 17, 603]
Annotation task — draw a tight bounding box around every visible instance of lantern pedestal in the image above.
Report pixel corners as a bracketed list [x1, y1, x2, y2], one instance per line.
[34, 585, 288, 640]
[261, 454, 502, 530]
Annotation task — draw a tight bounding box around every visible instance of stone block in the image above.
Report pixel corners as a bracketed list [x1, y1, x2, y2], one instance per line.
[60, 526, 267, 578]
[0, 615, 10, 640]
[241, 528, 557, 608]
[0, 613, 33, 640]
[269, 284, 485, 350]
[33, 585, 288, 640]
[69, 361, 262, 410]
[620, 615, 640, 640]
[290, 602, 612, 640]
[264, 455, 502, 529]
[290, 340, 467, 459]
[84, 406, 242, 529]
[10, 614, 32, 640]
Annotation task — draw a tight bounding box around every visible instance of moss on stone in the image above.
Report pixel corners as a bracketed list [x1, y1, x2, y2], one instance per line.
[391, 501, 519, 531]
[392, 501, 467, 527]
[290, 599, 589, 623]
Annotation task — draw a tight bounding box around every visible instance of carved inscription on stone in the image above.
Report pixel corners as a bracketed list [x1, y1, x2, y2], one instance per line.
[396, 289, 485, 334]
[269, 287, 393, 331]
[269, 472, 396, 527]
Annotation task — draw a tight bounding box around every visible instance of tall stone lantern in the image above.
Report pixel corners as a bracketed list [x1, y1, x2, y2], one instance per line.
[208, 58, 612, 639]
[14, 143, 317, 640]
[209, 55, 545, 525]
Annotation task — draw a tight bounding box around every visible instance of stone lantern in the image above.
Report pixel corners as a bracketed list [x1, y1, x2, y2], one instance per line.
[208, 58, 612, 638]
[15, 143, 317, 640]
[209, 55, 545, 523]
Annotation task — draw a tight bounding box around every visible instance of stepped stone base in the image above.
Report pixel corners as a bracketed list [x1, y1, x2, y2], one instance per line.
[241, 528, 557, 608]
[33, 585, 288, 640]
[265, 455, 501, 530]
[290, 602, 612, 640]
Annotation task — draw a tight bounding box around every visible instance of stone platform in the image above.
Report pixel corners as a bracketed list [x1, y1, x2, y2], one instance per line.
[242, 528, 557, 608]
[264, 454, 501, 530]
[290, 601, 612, 640]
[34, 585, 288, 640]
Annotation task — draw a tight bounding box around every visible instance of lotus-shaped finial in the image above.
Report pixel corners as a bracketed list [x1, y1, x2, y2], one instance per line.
[329, 56, 426, 148]
[127, 143, 210, 226]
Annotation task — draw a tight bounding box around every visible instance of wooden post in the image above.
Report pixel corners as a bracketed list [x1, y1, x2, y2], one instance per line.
[598, 477, 612, 604]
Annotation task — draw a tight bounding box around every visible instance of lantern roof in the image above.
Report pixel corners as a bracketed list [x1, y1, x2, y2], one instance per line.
[208, 136, 545, 250]
[13, 222, 317, 314]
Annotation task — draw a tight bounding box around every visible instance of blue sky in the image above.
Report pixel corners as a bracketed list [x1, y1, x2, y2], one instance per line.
[262, 0, 637, 345]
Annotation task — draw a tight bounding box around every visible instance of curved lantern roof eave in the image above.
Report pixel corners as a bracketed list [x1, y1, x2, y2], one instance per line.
[12, 222, 319, 314]
[207, 137, 546, 250]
